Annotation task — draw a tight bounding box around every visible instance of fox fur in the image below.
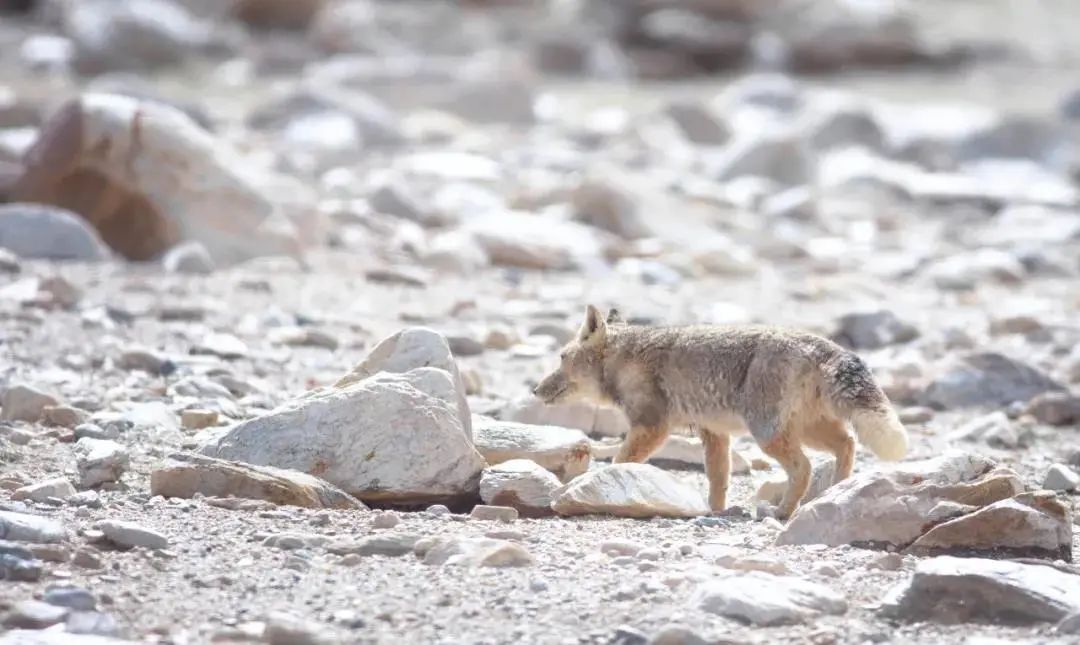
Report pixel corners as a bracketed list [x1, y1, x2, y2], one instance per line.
[533, 305, 909, 519]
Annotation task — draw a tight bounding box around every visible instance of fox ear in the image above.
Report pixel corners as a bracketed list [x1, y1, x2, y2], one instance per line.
[606, 308, 623, 325]
[579, 304, 607, 344]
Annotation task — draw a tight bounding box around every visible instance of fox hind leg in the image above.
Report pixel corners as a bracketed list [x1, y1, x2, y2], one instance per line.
[802, 415, 855, 485]
[760, 425, 812, 520]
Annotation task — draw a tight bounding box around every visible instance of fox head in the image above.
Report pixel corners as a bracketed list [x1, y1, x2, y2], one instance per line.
[533, 305, 621, 405]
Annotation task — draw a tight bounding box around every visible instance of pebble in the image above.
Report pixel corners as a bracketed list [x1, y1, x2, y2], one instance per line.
[869, 553, 905, 571]
[12, 477, 76, 502]
[370, 512, 401, 529]
[469, 505, 519, 523]
[1044, 464, 1080, 492]
[181, 408, 219, 430]
[74, 423, 119, 441]
[43, 585, 96, 610]
[601, 540, 644, 557]
[65, 610, 121, 637]
[98, 520, 169, 550]
[72, 547, 104, 569]
[649, 623, 709, 645]
[425, 504, 451, 517]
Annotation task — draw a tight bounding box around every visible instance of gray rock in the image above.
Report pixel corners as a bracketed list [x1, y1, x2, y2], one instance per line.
[664, 101, 730, 145]
[648, 623, 708, 645]
[710, 131, 813, 186]
[44, 586, 96, 611]
[74, 438, 129, 488]
[162, 241, 214, 274]
[1044, 465, 1080, 493]
[433, 80, 536, 125]
[98, 520, 168, 550]
[479, 459, 562, 518]
[1026, 392, 1080, 426]
[74, 423, 119, 441]
[1059, 612, 1080, 635]
[803, 96, 884, 152]
[65, 611, 120, 637]
[422, 537, 534, 568]
[2, 600, 69, 629]
[1, 384, 60, 422]
[923, 353, 1065, 409]
[693, 571, 847, 625]
[13, 477, 76, 503]
[832, 310, 918, 350]
[570, 177, 652, 240]
[948, 412, 1026, 449]
[263, 611, 341, 645]
[0, 541, 43, 581]
[472, 416, 591, 481]
[881, 556, 1080, 624]
[0, 203, 109, 261]
[326, 534, 420, 557]
[0, 511, 66, 543]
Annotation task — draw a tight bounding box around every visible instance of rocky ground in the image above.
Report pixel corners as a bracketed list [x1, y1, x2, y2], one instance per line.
[1, 0, 1080, 643]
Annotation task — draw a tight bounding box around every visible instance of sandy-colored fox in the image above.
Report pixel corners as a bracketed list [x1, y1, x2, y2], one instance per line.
[533, 305, 909, 519]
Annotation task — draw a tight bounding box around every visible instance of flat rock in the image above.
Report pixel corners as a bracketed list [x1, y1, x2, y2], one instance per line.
[98, 520, 168, 550]
[1, 384, 60, 423]
[10, 94, 301, 264]
[13, 477, 76, 503]
[462, 211, 608, 270]
[479, 459, 562, 518]
[0, 511, 66, 543]
[2, 600, 69, 629]
[831, 310, 918, 350]
[334, 327, 471, 439]
[693, 571, 847, 626]
[923, 353, 1065, 409]
[0, 203, 109, 261]
[150, 453, 365, 510]
[73, 438, 129, 488]
[326, 534, 419, 557]
[881, 556, 1080, 624]
[201, 368, 484, 504]
[551, 463, 709, 518]
[472, 416, 590, 481]
[906, 492, 1073, 561]
[777, 451, 1023, 548]
[422, 537, 534, 568]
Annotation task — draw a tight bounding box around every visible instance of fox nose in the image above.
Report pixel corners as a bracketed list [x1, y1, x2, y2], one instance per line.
[527, 380, 539, 396]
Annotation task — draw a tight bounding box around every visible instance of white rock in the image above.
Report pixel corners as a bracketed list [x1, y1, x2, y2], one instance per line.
[73, 438, 129, 488]
[462, 211, 608, 270]
[1, 384, 60, 423]
[201, 368, 484, 504]
[0, 203, 109, 261]
[881, 556, 1080, 624]
[551, 463, 709, 519]
[0, 511, 67, 543]
[192, 333, 249, 360]
[693, 571, 847, 625]
[162, 241, 214, 274]
[1044, 465, 1080, 492]
[335, 327, 471, 439]
[777, 451, 1023, 548]
[422, 537, 534, 568]
[12, 478, 77, 503]
[472, 416, 590, 481]
[709, 131, 813, 186]
[947, 411, 1021, 449]
[98, 520, 169, 550]
[479, 459, 562, 518]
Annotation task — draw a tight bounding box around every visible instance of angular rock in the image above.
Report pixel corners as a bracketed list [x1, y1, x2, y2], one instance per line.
[479, 459, 561, 518]
[201, 368, 484, 504]
[906, 492, 1072, 561]
[880, 556, 1080, 624]
[923, 353, 1065, 409]
[462, 211, 608, 270]
[13, 477, 76, 503]
[0, 203, 109, 261]
[1044, 465, 1080, 493]
[1, 384, 60, 423]
[326, 533, 419, 557]
[777, 451, 1023, 548]
[151, 452, 365, 510]
[98, 520, 168, 550]
[832, 310, 918, 350]
[11, 94, 301, 264]
[1026, 392, 1080, 426]
[0, 511, 66, 543]
[63, 0, 211, 74]
[693, 571, 847, 626]
[73, 438, 129, 488]
[948, 411, 1024, 449]
[334, 327, 472, 439]
[551, 463, 709, 518]
[423, 537, 534, 568]
[180, 409, 218, 430]
[472, 416, 590, 481]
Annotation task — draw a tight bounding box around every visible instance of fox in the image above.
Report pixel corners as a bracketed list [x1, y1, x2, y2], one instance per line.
[532, 305, 909, 519]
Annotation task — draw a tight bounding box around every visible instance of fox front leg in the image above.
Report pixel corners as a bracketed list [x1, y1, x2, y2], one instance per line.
[613, 425, 670, 463]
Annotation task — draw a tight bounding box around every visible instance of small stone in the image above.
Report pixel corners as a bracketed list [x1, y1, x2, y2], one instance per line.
[65, 610, 120, 637]
[0, 510, 67, 543]
[649, 623, 709, 645]
[1, 383, 60, 422]
[869, 553, 905, 571]
[469, 505, 518, 523]
[43, 585, 96, 611]
[42, 405, 90, 428]
[98, 520, 169, 550]
[2, 600, 69, 629]
[13, 477, 76, 502]
[73, 438, 129, 488]
[370, 512, 400, 529]
[422, 537, 534, 568]
[601, 541, 644, 558]
[74, 423, 118, 441]
[325, 534, 420, 558]
[425, 504, 451, 517]
[1044, 464, 1080, 492]
[181, 409, 219, 430]
[263, 611, 341, 645]
[163, 241, 214, 274]
[1026, 392, 1080, 426]
[192, 332, 249, 360]
[72, 547, 104, 569]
